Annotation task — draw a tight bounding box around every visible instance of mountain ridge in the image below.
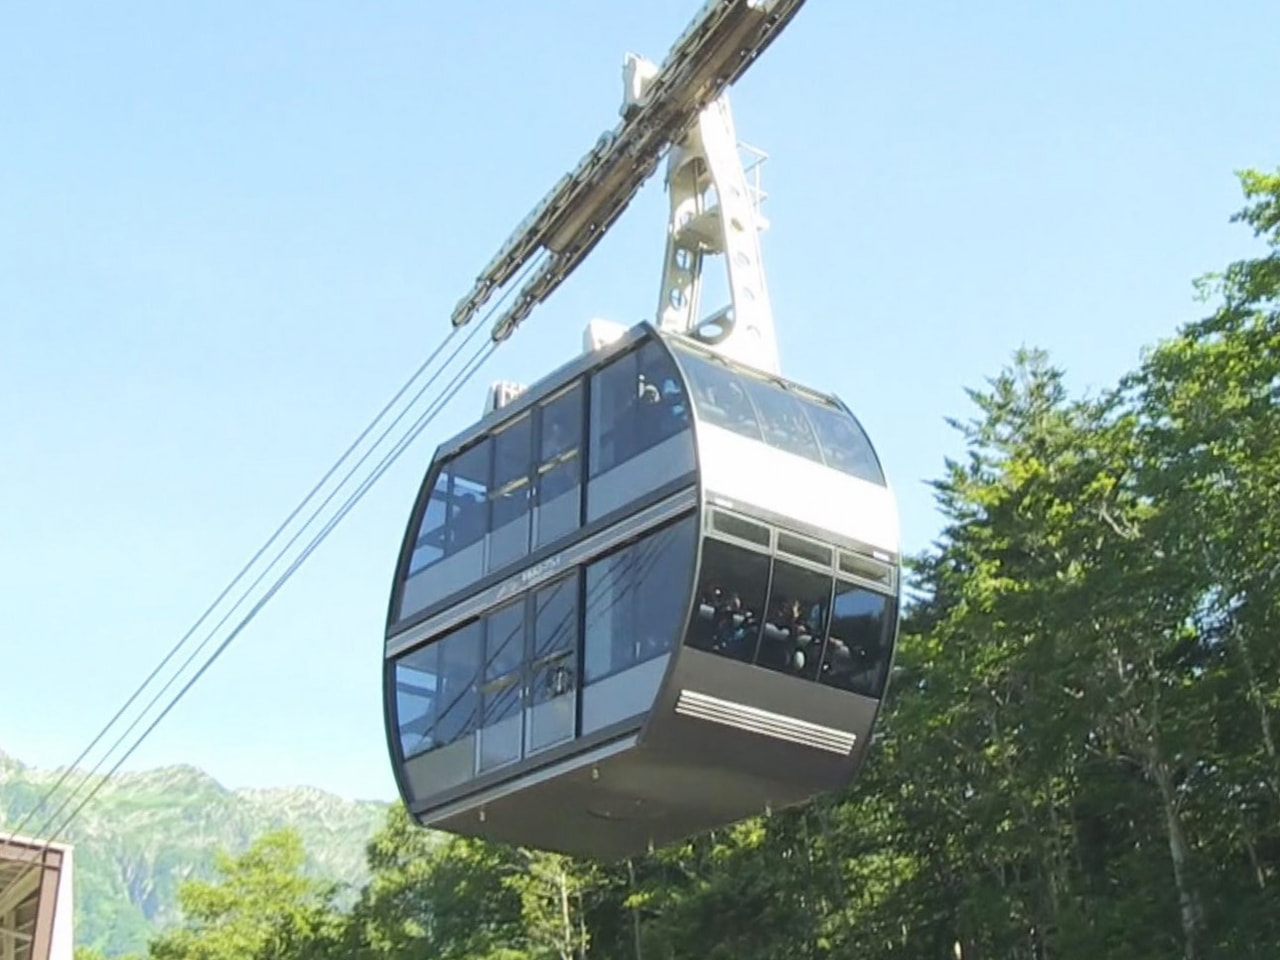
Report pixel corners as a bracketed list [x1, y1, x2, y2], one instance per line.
[0, 750, 388, 957]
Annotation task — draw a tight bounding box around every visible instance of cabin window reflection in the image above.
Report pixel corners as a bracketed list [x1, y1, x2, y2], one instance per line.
[739, 376, 823, 463]
[430, 621, 482, 747]
[536, 386, 583, 548]
[584, 517, 696, 683]
[448, 442, 491, 553]
[590, 342, 689, 475]
[528, 576, 578, 752]
[408, 439, 491, 579]
[588, 342, 693, 520]
[479, 603, 524, 771]
[676, 348, 762, 441]
[687, 538, 770, 663]
[636, 341, 689, 449]
[488, 416, 533, 572]
[399, 442, 492, 621]
[802, 401, 885, 486]
[394, 644, 439, 758]
[590, 353, 639, 477]
[408, 472, 448, 575]
[757, 561, 831, 680]
[819, 583, 894, 697]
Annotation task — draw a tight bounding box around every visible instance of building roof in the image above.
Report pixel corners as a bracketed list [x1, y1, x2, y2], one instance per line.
[0, 835, 71, 960]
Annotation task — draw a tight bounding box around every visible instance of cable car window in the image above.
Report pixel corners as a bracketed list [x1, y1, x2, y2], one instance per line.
[528, 576, 578, 752]
[489, 416, 533, 572]
[590, 344, 690, 477]
[533, 575, 577, 660]
[449, 441, 492, 553]
[432, 621, 482, 747]
[686, 538, 770, 663]
[756, 560, 831, 680]
[590, 352, 641, 476]
[483, 602, 525, 686]
[738, 375, 824, 463]
[710, 509, 771, 548]
[674, 347, 762, 441]
[588, 343, 694, 521]
[536, 386, 583, 548]
[479, 603, 524, 770]
[800, 401, 886, 486]
[398, 443, 492, 621]
[408, 471, 449, 575]
[777, 531, 833, 568]
[394, 643, 439, 758]
[819, 583, 894, 697]
[584, 517, 696, 683]
[636, 340, 689, 449]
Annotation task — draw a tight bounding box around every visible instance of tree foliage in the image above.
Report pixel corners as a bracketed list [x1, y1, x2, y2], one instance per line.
[146, 830, 343, 960]
[138, 166, 1280, 960]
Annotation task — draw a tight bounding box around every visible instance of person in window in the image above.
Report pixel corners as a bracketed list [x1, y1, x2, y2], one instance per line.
[762, 599, 819, 674]
[544, 417, 570, 461]
[637, 372, 664, 448]
[713, 591, 753, 655]
[638, 374, 661, 405]
[451, 492, 486, 552]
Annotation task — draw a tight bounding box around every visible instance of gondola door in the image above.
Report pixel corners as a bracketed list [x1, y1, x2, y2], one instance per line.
[526, 575, 579, 755]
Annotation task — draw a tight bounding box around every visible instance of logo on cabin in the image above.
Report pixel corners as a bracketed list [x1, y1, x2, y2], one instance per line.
[494, 553, 564, 602]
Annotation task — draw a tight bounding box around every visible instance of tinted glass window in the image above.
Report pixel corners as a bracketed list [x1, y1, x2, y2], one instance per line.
[394, 644, 439, 758]
[819, 583, 894, 697]
[536, 386, 583, 547]
[494, 414, 532, 489]
[675, 348, 761, 441]
[483, 603, 524, 690]
[407, 438, 492, 580]
[450, 441, 491, 552]
[739, 375, 823, 463]
[529, 577, 578, 751]
[590, 352, 640, 477]
[590, 344, 691, 478]
[686, 538, 770, 663]
[757, 561, 832, 680]
[801, 401, 885, 486]
[635, 340, 690, 449]
[489, 416, 532, 571]
[408, 473, 449, 575]
[478, 602, 524, 770]
[533, 575, 577, 662]
[432, 621, 482, 746]
[584, 516, 696, 682]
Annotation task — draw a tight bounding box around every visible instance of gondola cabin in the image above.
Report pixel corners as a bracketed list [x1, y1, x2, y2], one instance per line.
[384, 324, 900, 858]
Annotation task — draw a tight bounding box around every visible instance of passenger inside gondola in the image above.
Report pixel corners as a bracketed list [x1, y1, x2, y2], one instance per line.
[819, 583, 892, 697]
[452, 491, 487, 552]
[636, 349, 690, 447]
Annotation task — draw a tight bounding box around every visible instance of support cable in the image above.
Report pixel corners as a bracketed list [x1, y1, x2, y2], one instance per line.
[0, 325, 463, 848]
[34, 332, 500, 856]
[0, 255, 539, 890]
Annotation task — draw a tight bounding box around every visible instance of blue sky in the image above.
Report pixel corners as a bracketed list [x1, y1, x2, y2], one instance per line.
[2, 1, 1278, 804]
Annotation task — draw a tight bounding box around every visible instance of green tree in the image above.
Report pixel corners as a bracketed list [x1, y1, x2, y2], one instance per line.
[344, 805, 529, 960]
[148, 829, 342, 960]
[1121, 166, 1280, 954]
[255, 164, 1280, 960]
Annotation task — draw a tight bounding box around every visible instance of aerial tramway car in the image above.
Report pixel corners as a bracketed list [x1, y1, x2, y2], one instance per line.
[382, 0, 900, 858]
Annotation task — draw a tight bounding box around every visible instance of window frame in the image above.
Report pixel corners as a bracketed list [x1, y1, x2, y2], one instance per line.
[582, 516, 698, 685]
[817, 576, 897, 698]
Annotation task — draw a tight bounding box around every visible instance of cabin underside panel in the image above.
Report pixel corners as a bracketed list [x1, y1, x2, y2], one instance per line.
[417, 651, 879, 859]
[420, 733, 847, 860]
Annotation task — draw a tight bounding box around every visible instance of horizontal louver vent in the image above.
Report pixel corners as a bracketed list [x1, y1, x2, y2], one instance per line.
[674, 690, 857, 755]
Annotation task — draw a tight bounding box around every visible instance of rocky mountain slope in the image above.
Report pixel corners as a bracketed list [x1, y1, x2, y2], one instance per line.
[0, 750, 387, 957]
